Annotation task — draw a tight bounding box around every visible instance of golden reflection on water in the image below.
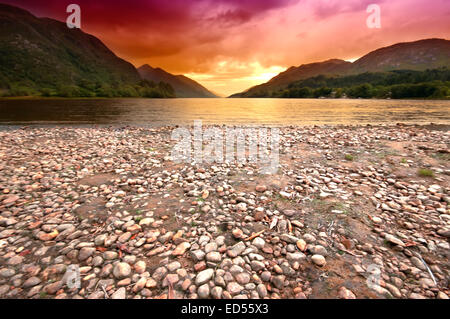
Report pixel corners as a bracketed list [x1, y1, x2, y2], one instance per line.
[0, 98, 449, 126]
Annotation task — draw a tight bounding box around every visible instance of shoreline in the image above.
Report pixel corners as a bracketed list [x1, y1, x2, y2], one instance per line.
[0, 125, 449, 299]
[0, 122, 449, 131]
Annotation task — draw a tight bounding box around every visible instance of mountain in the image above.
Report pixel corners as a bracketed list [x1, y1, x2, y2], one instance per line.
[231, 38, 450, 97]
[138, 64, 217, 98]
[0, 4, 174, 97]
[230, 59, 352, 97]
[352, 38, 450, 73]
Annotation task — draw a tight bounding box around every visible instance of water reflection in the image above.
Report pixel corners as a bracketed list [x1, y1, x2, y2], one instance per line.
[0, 98, 448, 126]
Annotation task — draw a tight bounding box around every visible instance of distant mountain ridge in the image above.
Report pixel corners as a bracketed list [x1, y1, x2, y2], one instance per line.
[231, 38, 450, 97]
[0, 4, 143, 94]
[138, 64, 217, 98]
[0, 4, 215, 98]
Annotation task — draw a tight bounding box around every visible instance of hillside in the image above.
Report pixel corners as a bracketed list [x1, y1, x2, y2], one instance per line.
[231, 39, 450, 97]
[138, 65, 217, 98]
[272, 68, 450, 99]
[0, 4, 174, 98]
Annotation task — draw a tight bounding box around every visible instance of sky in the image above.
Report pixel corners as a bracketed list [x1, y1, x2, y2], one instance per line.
[2, 0, 450, 96]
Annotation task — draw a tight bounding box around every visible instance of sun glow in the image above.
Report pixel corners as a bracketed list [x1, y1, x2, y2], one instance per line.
[185, 61, 285, 96]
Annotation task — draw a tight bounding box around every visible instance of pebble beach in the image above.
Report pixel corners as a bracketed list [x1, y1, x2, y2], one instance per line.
[0, 124, 449, 299]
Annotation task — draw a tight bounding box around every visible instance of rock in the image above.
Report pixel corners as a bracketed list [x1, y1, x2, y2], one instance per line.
[2, 195, 19, 205]
[311, 254, 326, 266]
[409, 293, 426, 299]
[303, 234, 316, 243]
[206, 252, 221, 263]
[113, 263, 132, 279]
[296, 239, 307, 251]
[190, 250, 206, 261]
[134, 261, 146, 274]
[338, 287, 356, 299]
[437, 228, 450, 238]
[118, 232, 132, 243]
[133, 277, 147, 293]
[437, 291, 449, 299]
[152, 267, 168, 281]
[227, 282, 243, 296]
[167, 261, 181, 272]
[251, 237, 265, 249]
[172, 242, 191, 256]
[23, 276, 41, 288]
[211, 286, 223, 299]
[111, 287, 127, 299]
[232, 228, 243, 239]
[0, 268, 15, 278]
[261, 271, 271, 282]
[283, 210, 297, 217]
[250, 260, 265, 271]
[256, 283, 267, 298]
[385, 234, 405, 247]
[255, 185, 267, 192]
[43, 281, 63, 295]
[236, 203, 247, 212]
[228, 241, 246, 257]
[287, 252, 306, 262]
[100, 264, 113, 278]
[280, 234, 300, 244]
[195, 269, 214, 286]
[7, 255, 24, 265]
[253, 210, 265, 221]
[271, 275, 285, 289]
[197, 284, 210, 298]
[372, 216, 382, 223]
[94, 234, 107, 246]
[235, 272, 251, 285]
[78, 247, 96, 261]
[104, 251, 118, 260]
[139, 218, 154, 227]
[309, 245, 327, 256]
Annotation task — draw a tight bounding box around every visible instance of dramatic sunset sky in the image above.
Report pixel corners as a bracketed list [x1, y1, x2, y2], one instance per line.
[3, 0, 450, 95]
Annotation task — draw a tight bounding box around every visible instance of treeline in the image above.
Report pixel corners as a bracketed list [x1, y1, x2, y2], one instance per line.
[268, 68, 450, 99]
[0, 79, 176, 98]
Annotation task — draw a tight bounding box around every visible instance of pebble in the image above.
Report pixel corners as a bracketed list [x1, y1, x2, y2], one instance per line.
[113, 263, 132, 279]
[311, 255, 326, 266]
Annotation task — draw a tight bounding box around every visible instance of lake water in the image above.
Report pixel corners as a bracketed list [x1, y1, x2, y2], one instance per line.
[0, 98, 449, 126]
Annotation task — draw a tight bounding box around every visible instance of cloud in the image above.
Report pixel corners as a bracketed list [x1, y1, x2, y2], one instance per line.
[1, 0, 449, 95]
[311, 0, 387, 19]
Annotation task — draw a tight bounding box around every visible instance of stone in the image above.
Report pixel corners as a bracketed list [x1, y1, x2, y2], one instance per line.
[296, 239, 307, 251]
[227, 282, 243, 296]
[286, 252, 306, 262]
[311, 254, 326, 266]
[338, 286, 356, 299]
[195, 269, 214, 286]
[111, 287, 127, 299]
[190, 250, 206, 261]
[134, 261, 146, 274]
[228, 241, 246, 257]
[256, 283, 267, 298]
[250, 260, 265, 271]
[78, 247, 96, 261]
[22, 276, 41, 288]
[252, 237, 265, 249]
[152, 267, 168, 281]
[255, 185, 267, 192]
[172, 242, 191, 256]
[113, 263, 132, 279]
[206, 252, 221, 263]
[211, 286, 223, 299]
[197, 284, 210, 299]
[232, 228, 243, 239]
[385, 234, 405, 247]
